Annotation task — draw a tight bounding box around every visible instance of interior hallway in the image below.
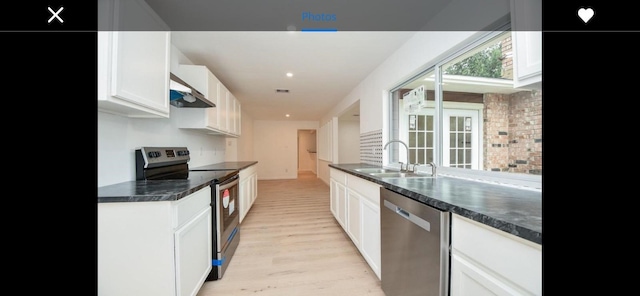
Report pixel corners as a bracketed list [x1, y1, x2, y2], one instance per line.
[196, 171, 384, 295]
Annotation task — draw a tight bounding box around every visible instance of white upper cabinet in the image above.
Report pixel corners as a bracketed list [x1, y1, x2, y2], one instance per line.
[510, 0, 542, 89]
[98, 0, 171, 118]
[217, 83, 230, 133]
[172, 65, 222, 130]
[172, 64, 241, 137]
[227, 92, 241, 136]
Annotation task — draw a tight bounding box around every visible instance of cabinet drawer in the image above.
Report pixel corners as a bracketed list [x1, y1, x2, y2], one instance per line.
[330, 168, 347, 185]
[347, 174, 380, 205]
[451, 214, 541, 295]
[174, 186, 211, 228]
[239, 164, 257, 178]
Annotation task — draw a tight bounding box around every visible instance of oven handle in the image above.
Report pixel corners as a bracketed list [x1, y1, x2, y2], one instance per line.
[217, 174, 239, 191]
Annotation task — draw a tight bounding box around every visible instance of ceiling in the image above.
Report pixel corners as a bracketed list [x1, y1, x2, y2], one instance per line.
[143, 0, 518, 122]
[170, 31, 416, 121]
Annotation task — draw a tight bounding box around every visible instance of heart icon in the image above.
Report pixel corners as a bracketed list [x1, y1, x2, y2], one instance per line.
[578, 7, 594, 23]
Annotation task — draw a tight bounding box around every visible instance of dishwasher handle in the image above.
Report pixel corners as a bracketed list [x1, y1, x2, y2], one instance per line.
[383, 199, 431, 232]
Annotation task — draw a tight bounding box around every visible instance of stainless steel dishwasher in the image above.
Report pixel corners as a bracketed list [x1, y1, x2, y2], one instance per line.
[380, 188, 450, 296]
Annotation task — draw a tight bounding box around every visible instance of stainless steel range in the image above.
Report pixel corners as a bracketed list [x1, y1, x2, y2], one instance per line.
[135, 146, 241, 281]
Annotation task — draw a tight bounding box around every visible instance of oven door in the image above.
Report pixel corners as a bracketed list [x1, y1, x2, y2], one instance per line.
[215, 175, 240, 253]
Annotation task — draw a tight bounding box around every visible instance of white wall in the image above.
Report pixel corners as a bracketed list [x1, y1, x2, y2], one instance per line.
[338, 120, 360, 163]
[315, 31, 493, 173]
[253, 120, 319, 180]
[321, 31, 477, 133]
[319, 0, 509, 134]
[97, 111, 227, 186]
[98, 45, 228, 187]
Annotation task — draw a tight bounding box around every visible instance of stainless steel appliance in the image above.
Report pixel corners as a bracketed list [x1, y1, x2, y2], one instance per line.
[380, 188, 450, 296]
[208, 170, 240, 280]
[188, 163, 243, 280]
[169, 73, 216, 108]
[135, 147, 241, 281]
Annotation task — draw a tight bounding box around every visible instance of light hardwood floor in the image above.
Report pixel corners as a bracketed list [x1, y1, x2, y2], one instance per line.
[196, 171, 385, 296]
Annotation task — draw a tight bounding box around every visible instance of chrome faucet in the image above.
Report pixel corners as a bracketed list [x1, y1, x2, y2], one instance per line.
[429, 161, 437, 176]
[383, 140, 410, 172]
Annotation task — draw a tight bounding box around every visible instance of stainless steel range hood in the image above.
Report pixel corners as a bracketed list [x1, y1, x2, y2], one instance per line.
[169, 73, 215, 108]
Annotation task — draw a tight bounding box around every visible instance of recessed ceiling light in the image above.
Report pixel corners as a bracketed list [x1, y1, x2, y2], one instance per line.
[286, 72, 293, 77]
[286, 114, 290, 117]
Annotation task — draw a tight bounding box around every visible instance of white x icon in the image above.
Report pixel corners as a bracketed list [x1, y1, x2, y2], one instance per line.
[48, 6, 64, 24]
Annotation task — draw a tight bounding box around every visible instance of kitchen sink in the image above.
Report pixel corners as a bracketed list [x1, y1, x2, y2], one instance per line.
[354, 168, 393, 173]
[370, 172, 430, 178]
[354, 167, 435, 179]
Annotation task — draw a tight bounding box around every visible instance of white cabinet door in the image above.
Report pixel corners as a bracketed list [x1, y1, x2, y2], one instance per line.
[335, 182, 347, 229]
[347, 174, 381, 279]
[228, 93, 237, 135]
[239, 177, 250, 223]
[97, 0, 170, 118]
[511, 0, 542, 89]
[331, 170, 381, 279]
[239, 164, 258, 223]
[329, 168, 347, 227]
[218, 83, 229, 133]
[360, 196, 381, 279]
[98, 186, 212, 296]
[228, 96, 242, 136]
[330, 179, 338, 217]
[235, 99, 242, 136]
[346, 190, 362, 248]
[174, 207, 212, 296]
[250, 171, 257, 205]
[110, 32, 170, 113]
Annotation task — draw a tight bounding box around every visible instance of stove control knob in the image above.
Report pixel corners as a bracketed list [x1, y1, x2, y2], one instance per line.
[148, 151, 161, 158]
[177, 150, 189, 156]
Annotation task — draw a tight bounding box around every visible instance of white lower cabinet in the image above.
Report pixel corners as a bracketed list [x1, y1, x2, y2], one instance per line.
[359, 195, 380, 278]
[329, 168, 381, 279]
[98, 186, 212, 296]
[174, 207, 212, 296]
[239, 164, 258, 223]
[330, 169, 347, 229]
[346, 190, 362, 247]
[450, 214, 542, 296]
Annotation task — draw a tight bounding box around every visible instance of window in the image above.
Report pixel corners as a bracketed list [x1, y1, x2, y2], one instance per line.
[389, 30, 542, 183]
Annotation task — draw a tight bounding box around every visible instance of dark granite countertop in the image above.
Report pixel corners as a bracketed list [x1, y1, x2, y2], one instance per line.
[98, 161, 258, 203]
[329, 163, 542, 245]
[190, 161, 258, 171]
[98, 170, 233, 203]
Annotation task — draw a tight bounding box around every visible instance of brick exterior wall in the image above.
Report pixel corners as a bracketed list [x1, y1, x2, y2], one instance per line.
[483, 90, 542, 175]
[501, 35, 513, 80]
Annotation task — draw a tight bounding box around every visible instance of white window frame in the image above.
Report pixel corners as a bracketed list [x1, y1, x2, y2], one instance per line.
[387, 29, 541, 191]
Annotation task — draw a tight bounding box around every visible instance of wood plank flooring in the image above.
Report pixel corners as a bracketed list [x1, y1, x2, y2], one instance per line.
[196, 171, 385, 296]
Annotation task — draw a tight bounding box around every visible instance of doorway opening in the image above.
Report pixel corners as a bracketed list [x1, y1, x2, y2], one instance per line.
[297, 129, 317, 179]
